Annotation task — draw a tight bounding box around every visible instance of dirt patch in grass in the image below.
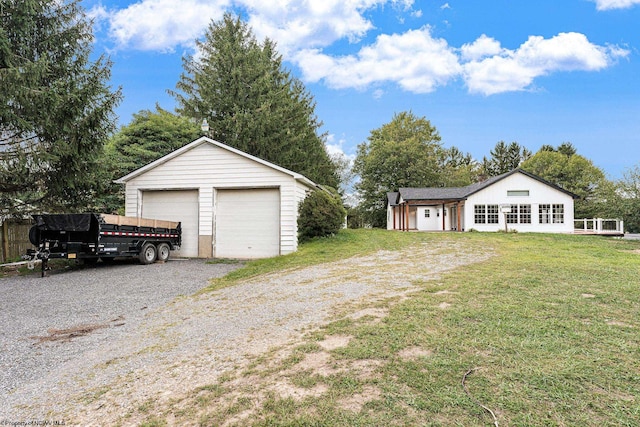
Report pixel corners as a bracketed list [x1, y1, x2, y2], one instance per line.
[348, 307, 388, 322]
[338, 384, 382, 412]
[317, 334, 352, 351]
[398, 346, 433, 361]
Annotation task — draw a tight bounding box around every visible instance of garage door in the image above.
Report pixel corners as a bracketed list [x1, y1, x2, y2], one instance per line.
[142, 190, 199, 257]
[216, 188, 280, 258]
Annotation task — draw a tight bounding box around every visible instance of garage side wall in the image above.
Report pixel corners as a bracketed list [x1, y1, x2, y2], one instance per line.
[122, 142, 311, 257]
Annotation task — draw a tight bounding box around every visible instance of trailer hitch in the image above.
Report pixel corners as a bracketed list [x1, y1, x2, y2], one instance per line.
[24, 245, 51, 277]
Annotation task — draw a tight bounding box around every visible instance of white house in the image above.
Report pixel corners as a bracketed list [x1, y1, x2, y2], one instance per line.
[116, 137, 318, 259]
[387, 169, 577, 233]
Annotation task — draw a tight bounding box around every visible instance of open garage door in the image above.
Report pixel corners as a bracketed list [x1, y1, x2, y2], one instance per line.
[215, 188, 280, 258]
[142, 190, 199, 257]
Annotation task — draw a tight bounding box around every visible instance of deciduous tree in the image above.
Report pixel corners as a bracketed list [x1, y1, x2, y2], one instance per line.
[521, 144, 610, 218]
[94, 106, 201, 213]
[353, 112, 444, 227]
[613, 164, 640, 233]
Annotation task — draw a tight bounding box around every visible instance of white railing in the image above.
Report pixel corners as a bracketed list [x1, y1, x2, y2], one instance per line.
[574, 218, 624, 235]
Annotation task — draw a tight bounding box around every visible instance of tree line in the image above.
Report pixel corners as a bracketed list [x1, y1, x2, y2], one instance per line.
[2, 1, 639, 233]
[353, 112, 640, 232]
[1, 2, 338, 218]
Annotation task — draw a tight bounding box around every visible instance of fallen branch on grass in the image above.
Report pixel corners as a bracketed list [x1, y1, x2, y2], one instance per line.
[462, 367, 499, 427]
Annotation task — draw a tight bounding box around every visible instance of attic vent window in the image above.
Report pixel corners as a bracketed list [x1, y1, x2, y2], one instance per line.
[507, 190, 529, 197]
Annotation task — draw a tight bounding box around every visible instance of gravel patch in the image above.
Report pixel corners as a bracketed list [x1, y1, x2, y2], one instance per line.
[0, 259, 240, 420]
[2, 240, 492, 425]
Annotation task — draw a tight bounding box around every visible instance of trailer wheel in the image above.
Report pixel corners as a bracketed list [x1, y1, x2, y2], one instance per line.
[139, 243, 157, 265]
[156, 243, 170, 262]
[28, 226, 40, 246]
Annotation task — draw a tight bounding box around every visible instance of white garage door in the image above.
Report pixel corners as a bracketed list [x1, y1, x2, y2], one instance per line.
[216, 188, 280, 259]
[142, 190, 199, 257]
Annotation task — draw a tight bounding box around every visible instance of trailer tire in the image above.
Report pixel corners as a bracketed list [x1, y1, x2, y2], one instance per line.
[29, 226, 40, 246]
[139, 243, 157, 265]
[156, 243, 170, 262]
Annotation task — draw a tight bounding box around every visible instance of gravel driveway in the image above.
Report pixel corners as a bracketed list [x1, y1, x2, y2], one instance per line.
[2, 240, 491, 425]
[0, 259, 240, 418]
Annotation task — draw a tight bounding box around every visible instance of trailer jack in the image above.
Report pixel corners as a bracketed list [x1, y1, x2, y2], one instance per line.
[24, 247, 50, 278]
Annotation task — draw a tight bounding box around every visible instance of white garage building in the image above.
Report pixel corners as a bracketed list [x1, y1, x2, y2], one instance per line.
[116, 136, 318, 259]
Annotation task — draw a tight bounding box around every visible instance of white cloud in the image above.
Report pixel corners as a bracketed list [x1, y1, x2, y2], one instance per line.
[92, 0, 229, 51]
[592, 0, 640, 10]
[440, 3, 451, 10]
[460, 34, 504, 61]
[92, 1, 629, 97]
[462, 32, 629, 95]
[93, 0, 390, 54]
[294, 26, 462, 93]
[242, 0, 385, 57]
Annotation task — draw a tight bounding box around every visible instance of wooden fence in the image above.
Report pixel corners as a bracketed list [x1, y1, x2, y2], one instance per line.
[0, 219, 33, 263]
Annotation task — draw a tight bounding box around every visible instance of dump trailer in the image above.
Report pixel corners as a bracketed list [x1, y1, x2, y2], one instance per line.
[25, 213, 181, 276]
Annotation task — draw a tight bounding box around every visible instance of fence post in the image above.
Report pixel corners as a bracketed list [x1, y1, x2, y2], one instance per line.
[1, 221, 8, 263]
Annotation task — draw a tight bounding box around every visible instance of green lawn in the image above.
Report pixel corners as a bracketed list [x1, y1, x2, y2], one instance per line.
[145, 230, 640, 426]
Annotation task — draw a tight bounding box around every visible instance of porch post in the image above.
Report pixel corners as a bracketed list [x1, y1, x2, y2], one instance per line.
[442, 203, 445, 231]
[457, 203, 461, 232]
[405, 203, 409, 231]
[393, 206, 397, 230]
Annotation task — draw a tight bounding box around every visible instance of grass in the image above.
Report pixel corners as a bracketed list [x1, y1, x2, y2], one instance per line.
[203, 228, 444, 292]
[137, 230, 640, 426]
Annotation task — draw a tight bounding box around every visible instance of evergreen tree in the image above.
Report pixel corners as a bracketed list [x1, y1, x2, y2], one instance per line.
[0, 0, 121, 215]
[171, 13, 338, 187]
[482, 141, 531, 176]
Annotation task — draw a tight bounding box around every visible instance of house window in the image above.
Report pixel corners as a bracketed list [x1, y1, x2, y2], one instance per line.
[520, 204, 532, 224]
[474, 205, 486, 224]
[474, 205, 499, 224]
[424, 209, 430, 218]
[539, 204, 551, 224]
[553, 204, 565, 223]
[539, 204, 564, 224]
[506, 204, 518, 224]
[507, 190, 530, 197]
[507, 204, 532, 224]
[487, 205, 499, 224]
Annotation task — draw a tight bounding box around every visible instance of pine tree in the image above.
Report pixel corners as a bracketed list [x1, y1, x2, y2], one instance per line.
[171, 13, 338, 187]
[0, 0, 121, 215]
[482, 141, 531, 176]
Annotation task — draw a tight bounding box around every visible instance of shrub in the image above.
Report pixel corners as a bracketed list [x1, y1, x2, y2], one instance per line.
[298, 187, 346, 241]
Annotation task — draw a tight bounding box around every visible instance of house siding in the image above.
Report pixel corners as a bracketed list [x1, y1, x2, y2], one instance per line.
[122, 140, 313, 257]
[464, 173, 574, 233]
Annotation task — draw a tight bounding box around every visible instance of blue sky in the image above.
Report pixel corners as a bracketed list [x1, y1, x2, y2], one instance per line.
[84, 0, 640, 179]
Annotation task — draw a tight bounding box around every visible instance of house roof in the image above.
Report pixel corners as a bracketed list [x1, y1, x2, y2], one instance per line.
[396, 169, 578, 203]
[115, 136, 319, 189]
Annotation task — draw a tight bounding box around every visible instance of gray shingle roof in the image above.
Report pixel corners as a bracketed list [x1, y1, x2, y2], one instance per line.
[396, 169, 578, 202]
